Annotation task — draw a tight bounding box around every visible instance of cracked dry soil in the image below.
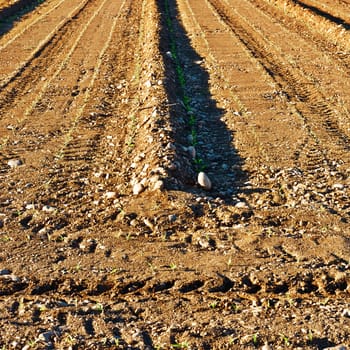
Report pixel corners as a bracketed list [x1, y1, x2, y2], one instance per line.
[0, 0, 350, 348]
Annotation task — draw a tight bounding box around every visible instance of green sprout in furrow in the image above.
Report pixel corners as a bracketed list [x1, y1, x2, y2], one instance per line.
[164, 0, 206, 173]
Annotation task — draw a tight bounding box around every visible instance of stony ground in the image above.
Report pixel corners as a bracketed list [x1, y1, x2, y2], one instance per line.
[0, 0, 350, 348]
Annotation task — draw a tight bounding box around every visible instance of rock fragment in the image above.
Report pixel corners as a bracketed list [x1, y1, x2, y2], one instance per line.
[42, 205, 56, 212]
[152, 180, 164, 191]
[104, 191, 117, 199]
[197, 172, 212, 190]
[187, 146, 196, 159]
[7, 159, 23, 168]
[133, 183, 145, 195]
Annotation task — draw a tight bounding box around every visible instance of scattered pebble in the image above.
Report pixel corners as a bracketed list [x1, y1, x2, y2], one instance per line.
[7, 159, 23, 168]
[168, 214, 177, 223]
[342, 309, 350, 318]
[42, 205, 56, 212]
[133, 183, 145, 195]
[143, 218, 154, 230]
[38, 331, 54, 342]
[235, 201, 248, 209]
[187, 146, 196, 159]
[197, 172, 212, 190]
[104, 191, 117, 199]
[152, 180, 164, 191]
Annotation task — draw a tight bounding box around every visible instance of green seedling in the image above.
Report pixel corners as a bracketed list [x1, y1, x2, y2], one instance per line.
[252, 333, 259, 346]
[231, 303, 240, 313]
[94, 303, 104, 313]
[209, 301, 218, 309]
[171, 342, 189, 349]
[279, 333, 290, 346]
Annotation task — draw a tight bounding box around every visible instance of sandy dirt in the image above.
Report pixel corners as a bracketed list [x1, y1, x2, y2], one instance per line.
[0, 0, 350, 348]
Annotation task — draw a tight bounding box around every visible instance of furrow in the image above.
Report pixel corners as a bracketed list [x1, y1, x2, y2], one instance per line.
[0, 0, 91, 89]
[209, 0, 350, 166]
[0, 0, 126, 196]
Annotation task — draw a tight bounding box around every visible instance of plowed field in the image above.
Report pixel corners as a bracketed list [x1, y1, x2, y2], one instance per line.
[0, 0, 350, 348]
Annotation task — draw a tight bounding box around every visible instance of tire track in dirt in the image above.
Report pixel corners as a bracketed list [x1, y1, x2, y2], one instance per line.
[293, 0, 350, 26]
[212, 0, 350, 157]
[254, 0, 350, 70]
[0, 0, 124, 158]
[0, 0, 134, 232]
[1, 236, 349, 347]
[204, 0, 350, 219]
[0, 0, 91, 88]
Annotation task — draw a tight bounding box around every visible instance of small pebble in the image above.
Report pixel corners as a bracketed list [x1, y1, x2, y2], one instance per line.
[38, 331, 54, 342]
[42, 205, 56, 212]
[104, 191, 116, 199]
[143, 218, 154, 230]
[324, 346, 347, 350]
[168, 214, 177, 223]
[153, 180, 164, 191]
[133, 183, 144, 195]
[342, 309, 350, 317]
[7, 159, 23, 168]
[187, 146, 196, 159]
[235, 201, 248, 209]
[198, 172, 212, 190]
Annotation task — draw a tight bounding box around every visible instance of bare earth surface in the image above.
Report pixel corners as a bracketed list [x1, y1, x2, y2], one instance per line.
[0, 0, 350, 348]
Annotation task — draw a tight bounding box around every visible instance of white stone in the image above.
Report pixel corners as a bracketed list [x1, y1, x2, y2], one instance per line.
[197, 172, 212, 190]
[333, 183, 345, 190]
[323, 346, 347, 350]
[153, 180, 164, 191]
[235, 201, 248, 209]
[133, 183, 144, 195]
[7, 159, 23, 168]
[104, 191, 116, 199]
[42, 205, 56, 212]
[187, 146, 196, 159]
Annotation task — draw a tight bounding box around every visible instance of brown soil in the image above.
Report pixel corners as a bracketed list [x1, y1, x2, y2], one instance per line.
[0, 0, 349, 348]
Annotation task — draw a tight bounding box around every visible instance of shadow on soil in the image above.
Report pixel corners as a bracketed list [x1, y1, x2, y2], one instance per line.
[0, 0, 45, 36]
[293, 0, 350, 30]
[157, 0, 250, 203]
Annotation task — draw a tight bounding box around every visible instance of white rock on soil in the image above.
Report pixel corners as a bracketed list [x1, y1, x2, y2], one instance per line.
[152, 180, 164, 191]
[235, 201, 248, 209]
[332, 183, 344, 190]
[197, 172, 212, 190]
[42, 205, 56, 212]
[104, 191, 116, 199]
[323, 346, 347, 350]
[187, 146, 196, 159]
[342, 309, 350, 317]
[133, 183, 145, 195]
[7, 159, 23, 168]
